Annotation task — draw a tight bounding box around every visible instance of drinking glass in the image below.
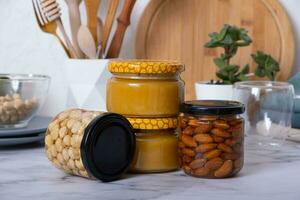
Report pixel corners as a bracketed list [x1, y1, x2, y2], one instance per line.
[233, 81, 294, 147]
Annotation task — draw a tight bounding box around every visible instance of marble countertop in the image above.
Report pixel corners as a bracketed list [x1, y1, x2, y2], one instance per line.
[1, 141, 300, 200]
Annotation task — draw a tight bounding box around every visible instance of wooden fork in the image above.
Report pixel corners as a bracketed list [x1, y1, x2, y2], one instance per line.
[32, 0, 71, 57]
[36, 0, 78, 58]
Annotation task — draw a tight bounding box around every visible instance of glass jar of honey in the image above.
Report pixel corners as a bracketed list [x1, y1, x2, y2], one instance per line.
[128, 117, 179, 172]
[178, 100, 245, 178]
[106, 60, 185, 117]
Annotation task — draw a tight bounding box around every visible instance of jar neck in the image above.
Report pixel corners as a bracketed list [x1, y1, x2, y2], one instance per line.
[112, 73, 179, 80]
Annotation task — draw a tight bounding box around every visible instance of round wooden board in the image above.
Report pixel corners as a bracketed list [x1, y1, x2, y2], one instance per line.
[135, 0, 295, 100]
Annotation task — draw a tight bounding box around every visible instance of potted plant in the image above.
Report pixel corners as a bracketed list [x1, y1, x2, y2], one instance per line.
[195, 24, 280, 100]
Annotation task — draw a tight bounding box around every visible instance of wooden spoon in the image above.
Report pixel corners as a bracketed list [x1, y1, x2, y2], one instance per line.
[97, 17, 104, 58]
[77, 25, 97, 59]
[64, 0, 85, 58]
[102, 0, 119, 52]
[84, 0, 101, 43]
[106, 0, 136, 58]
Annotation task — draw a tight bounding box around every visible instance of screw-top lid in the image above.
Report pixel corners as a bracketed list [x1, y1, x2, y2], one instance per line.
[127, 117, 178, 130]
[108, 60, 184, 75]
[80, 113, 135, 182]
[180, 100, 245, 116]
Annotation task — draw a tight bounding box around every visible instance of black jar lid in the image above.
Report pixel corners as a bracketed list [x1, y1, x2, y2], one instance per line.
[80, 113, 135, 182]
[180, 100, 245, 115]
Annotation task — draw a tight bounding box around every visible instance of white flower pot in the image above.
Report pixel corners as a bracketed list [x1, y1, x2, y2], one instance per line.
[195, 81, 234, 100]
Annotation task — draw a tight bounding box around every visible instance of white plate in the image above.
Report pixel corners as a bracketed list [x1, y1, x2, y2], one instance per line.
[0, 133, 44, 146]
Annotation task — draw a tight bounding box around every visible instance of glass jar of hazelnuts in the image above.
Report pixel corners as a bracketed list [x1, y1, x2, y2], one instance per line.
[45, 109, 135, 182]
[178, 100, 245, 178]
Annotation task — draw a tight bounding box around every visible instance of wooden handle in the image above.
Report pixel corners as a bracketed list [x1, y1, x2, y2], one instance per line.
[65, 0, 84, 58]
[54, 33, 71, 58]
[102, 0, 120, 52]
[106, 0, 136, 58]
[84, 0, 101, 43]
[56, 19, 78, 58]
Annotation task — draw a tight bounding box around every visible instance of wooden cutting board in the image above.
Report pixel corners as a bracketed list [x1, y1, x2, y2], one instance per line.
[135, 0, 295, 100]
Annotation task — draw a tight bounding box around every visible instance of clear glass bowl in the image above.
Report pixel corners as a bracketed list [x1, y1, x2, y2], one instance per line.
[233, 81, 294, 148]
[0, 74, 50, 129]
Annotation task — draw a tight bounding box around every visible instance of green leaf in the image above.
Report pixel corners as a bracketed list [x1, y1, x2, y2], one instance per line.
[254, 67, 265, 77]
[252, 51, 280, 81]
[213, 58, 227, 68]
[205, 24, 254, 84]
[218, 25, 228, 41]
[237, 74, 248, 81]
[224, 65, 239, 73]
[216, 70, 229, 80]
[204, 41, 219, 48]
[221, 35, 234, 45]
[241, 64, 250, 74]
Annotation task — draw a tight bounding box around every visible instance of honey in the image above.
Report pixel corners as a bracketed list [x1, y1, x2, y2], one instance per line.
[130, 130, 179, 173]
[106, 60, 185, 117]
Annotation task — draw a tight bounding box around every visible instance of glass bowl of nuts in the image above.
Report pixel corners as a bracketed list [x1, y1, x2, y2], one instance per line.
[0, 74, 50, 129]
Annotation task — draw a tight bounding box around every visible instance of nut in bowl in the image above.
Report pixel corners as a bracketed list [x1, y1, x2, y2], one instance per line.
[179, 100, 245, 178]
[0, 74, 50, 129]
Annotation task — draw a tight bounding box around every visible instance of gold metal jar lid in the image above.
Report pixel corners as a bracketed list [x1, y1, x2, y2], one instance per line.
[108, 60, 184, 74]
[127, 117, 178, 130]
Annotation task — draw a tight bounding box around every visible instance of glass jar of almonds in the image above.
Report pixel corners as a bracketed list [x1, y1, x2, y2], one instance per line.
[178, 100, 245, 178]
[45, 109, 135, 182]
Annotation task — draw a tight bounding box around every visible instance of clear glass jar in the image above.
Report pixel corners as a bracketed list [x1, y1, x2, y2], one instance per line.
[127, 117, 179, 172]
[233, 81, 294, 148]
[106, 60, 185, 117]
[45, 109, 135, 182]
[178, 100, 245, 178]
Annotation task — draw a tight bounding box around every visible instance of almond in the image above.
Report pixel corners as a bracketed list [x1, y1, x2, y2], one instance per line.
[234, 158, 243, 169]
[183, 126, 194, 135]
[182, 148, 195, 157]
[205, 157, 223, 170]
[195, 153, 204, 159]
[214, 160, 233, 178]
[232, 130, 242, 138]
[198, 116, 218, 121]
[193, 167, 210, 176]
[194, 134, 213, 143]
[181, 135, 197, 147]
[194, 122, 212, 133]
[224, 138, 237, 147]
[183, 165, 192, 174]
[233, 144, 242, 154]
[178, 141, 185, 149]
[211, 128, 231, 138]
[221, 153, 240, 160]
[188, 119, 200, 127]
[179, 118, 188, 129]
[195, 143, 218, 153]
[218, 143, 233, 153]
[204, 149, 222, 160]
[229, 119, 242, 126]
[213, 120, 230, 129]
[189, 158, 206, 169]
[213, 135, 224, 143]
[183, 155, 192, 163]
